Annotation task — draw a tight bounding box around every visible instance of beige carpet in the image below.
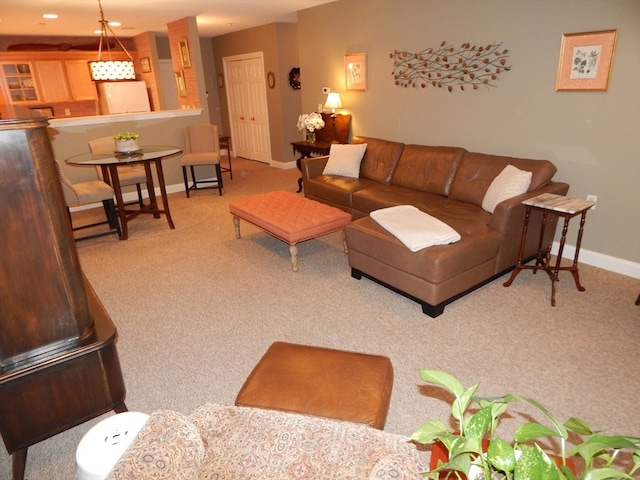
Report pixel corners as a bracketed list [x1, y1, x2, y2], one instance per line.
[3, 158, 639, 479]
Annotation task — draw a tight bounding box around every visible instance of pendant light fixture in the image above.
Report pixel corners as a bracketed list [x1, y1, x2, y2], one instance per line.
[88, 0, 136, 81]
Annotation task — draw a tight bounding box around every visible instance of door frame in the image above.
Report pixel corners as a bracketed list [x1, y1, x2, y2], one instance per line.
[222, 52, 271, 164]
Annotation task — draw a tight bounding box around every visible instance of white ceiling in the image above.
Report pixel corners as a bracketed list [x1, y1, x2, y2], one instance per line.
[0, 0, 335, 38]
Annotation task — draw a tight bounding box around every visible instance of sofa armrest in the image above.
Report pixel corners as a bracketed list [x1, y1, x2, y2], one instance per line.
[301, 155, 329, 182]
[490, 181, 570, 272]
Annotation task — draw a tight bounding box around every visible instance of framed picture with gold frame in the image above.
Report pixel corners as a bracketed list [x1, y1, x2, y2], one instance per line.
[140, 57, 151, 73]
[345, 53, 367, 91]
[175, 71, 187, 96]
[178, 39, 191, 67]
[556, 29, 617, 91]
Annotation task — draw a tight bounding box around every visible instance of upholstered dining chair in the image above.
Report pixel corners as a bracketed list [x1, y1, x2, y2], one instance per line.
[54, 159, 121, 241]
[89, 136, 146, 207]
[182, 124, 223, 197]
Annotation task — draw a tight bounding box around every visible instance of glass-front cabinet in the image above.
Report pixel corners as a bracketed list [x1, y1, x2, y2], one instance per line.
[1, 63, 40, 103]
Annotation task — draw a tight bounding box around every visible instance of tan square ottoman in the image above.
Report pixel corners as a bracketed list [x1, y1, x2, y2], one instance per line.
[235, 341, 393, 429]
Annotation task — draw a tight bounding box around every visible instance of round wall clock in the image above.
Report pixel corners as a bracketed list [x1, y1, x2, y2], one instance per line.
[267, 71, 276, 89]
[288, 67, 301, 90]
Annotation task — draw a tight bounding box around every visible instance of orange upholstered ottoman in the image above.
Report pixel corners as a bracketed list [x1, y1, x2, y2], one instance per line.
[235, 341, 393, 429]
[229, 190, 351, 271]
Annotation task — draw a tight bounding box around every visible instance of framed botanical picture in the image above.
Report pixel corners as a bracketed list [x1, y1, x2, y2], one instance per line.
[345, 53, 367, 91]
[140, 57, 151, 73]
[556, 29, 617, 91]
[178, 39, 191, 67]
[175, 71, 187, 96]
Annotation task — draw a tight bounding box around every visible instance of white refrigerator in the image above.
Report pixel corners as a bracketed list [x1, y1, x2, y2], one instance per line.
[98, 81, 151, 114]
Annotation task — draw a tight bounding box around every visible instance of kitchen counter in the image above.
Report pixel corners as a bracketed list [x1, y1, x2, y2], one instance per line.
[49, 108, 202, 128]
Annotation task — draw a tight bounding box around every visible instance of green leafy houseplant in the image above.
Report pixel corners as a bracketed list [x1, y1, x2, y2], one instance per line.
[411, 370, 640, 480]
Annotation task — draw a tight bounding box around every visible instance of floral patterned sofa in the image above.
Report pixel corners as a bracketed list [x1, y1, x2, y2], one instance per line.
[106, 403, 426, 479]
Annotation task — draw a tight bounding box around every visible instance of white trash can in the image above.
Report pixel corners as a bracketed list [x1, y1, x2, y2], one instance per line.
[76, 411, 149, 480]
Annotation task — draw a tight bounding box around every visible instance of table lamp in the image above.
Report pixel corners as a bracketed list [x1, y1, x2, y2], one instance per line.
[324, 92, 343, 143]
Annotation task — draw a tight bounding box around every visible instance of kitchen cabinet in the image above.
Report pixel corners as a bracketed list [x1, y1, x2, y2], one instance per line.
[1, 54, 99, 111]
[33, 60, 72, 102]
[65, 59, 98, 100]
[0, 62, 39, 103]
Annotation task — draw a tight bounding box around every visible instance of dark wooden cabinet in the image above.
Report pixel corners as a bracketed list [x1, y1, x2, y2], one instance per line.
[0, 105, 127, 480]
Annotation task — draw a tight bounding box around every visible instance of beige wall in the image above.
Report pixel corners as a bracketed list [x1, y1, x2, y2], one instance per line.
[211, 23, 301, 166]
[297, 0, 640, 267]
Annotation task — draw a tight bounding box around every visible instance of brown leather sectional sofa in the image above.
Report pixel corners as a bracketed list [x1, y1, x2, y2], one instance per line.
[301, 136, 570, 317]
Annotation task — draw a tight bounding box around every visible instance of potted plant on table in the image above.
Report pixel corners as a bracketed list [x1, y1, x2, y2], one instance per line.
[113, 132, 140, 153]
[411, 370, 639, 480]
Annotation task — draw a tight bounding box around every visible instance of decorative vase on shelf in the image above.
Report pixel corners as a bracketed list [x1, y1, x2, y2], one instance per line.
[305, 130, 316, 144]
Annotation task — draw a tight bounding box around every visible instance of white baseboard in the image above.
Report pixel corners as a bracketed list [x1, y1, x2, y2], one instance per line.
[270, 160, 297, 170]
[551, 241, 640, 279]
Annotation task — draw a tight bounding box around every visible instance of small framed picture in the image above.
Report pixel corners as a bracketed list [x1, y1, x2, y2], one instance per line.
[345, 53, 367, 91]
[178, 39, 191, 68]
[140, 57, 151, 73]
[175, 71, 187, 96]
[556, 29, 617, 91]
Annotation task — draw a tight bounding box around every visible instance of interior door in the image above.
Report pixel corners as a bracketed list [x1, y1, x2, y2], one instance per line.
[224, 53, 271, 163]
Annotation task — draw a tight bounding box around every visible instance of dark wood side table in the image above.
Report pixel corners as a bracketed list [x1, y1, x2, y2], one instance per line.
[219, 135, 233, 179]
[291, 140, 332, 192]
[503, 193, 596, 306]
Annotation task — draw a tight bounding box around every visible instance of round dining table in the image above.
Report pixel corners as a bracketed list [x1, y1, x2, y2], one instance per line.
[66, 145, 182, 240]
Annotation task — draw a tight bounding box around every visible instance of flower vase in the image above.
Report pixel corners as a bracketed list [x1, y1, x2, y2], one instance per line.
[305, 131, 316, 144]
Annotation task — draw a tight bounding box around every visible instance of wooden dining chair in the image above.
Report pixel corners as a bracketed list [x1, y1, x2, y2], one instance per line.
[89, 136, 147, 207]
[54, 159, 121, 240]
[181, 124, 224, 196]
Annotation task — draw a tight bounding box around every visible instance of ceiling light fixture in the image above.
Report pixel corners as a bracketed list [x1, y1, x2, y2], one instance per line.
[88, 0, 135, 81]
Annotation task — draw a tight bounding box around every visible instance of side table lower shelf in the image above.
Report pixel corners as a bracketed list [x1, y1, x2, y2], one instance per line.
[503, 193, 595, 306]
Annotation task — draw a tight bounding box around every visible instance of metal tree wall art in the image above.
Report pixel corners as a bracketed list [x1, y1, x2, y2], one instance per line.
[390, 41, 511, 92]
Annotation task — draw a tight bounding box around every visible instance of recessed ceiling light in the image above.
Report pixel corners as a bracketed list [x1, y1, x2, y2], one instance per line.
[42, 13, 58, 19]
[108, 21, 121, 27]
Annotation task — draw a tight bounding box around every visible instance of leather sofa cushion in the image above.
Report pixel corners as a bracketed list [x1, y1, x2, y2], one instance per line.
[391, 145, 465, 196]
[352, 136, 405, 184]
[305, 175, 380, 211]
[353, 185, 445, 214]
[346, 214, 500, 284]
[449, 151, 558, 207]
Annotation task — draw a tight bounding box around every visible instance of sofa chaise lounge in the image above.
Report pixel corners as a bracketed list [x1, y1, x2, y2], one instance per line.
[301, 136, 570, 316]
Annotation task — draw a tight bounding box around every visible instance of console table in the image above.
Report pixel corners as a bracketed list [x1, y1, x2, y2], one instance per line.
[503, 193, 596, 306]
[291, 140, 332, 192]
[291, 113, 352, 192]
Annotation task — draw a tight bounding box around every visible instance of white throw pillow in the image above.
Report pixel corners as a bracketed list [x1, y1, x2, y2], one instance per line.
[322, 143, 367, 178]
[482, 165, 532, 213]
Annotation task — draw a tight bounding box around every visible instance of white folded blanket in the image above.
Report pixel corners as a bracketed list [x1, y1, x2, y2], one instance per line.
[370, 205, 461, 252]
